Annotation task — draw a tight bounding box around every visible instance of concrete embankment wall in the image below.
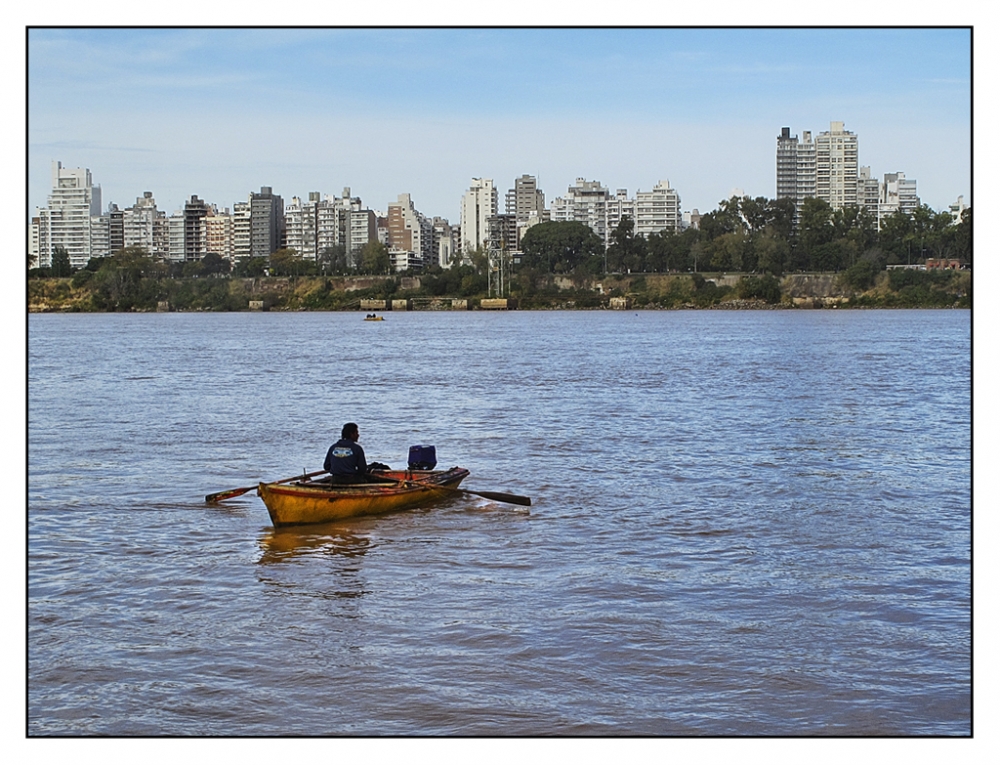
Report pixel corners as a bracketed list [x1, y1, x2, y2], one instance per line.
[781, 274, 843, 298]
[705, 274, 841, 297]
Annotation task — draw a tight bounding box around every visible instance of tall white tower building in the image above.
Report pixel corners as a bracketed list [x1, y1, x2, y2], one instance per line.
[35, 161, 103, 269]
[776, 127, 816, 224]
[815, 121, 858, 210]
[460, 178, 497, 256]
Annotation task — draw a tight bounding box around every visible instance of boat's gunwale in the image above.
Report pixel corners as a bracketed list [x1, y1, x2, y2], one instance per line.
[262, 467, 468, 496]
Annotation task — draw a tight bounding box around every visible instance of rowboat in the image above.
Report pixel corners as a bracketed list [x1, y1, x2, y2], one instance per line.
[257, 467, 470, 527]
[364, 315, 384, 321]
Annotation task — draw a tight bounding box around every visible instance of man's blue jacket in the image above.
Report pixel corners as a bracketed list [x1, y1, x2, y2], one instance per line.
[324, 438, 367, 476]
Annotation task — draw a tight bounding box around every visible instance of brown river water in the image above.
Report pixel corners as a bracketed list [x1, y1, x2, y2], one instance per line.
[28, 309, 970, 735]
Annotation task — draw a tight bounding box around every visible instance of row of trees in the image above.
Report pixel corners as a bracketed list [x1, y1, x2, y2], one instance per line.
[518, 196, 971, 278]
[263, 242, 392, 277]
[33, 241, 396, 281]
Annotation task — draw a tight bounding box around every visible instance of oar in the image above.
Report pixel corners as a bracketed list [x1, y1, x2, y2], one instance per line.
[206, 469, 327, 503]
[431, 483, 532, 507]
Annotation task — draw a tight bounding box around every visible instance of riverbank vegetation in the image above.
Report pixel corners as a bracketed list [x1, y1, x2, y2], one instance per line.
[28, 264, 970, 312]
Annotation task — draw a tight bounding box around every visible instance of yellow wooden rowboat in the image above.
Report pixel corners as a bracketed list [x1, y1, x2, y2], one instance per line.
[257, 467, 471, 527]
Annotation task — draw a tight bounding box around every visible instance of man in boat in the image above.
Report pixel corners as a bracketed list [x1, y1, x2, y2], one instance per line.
[325, 422, 379, 484]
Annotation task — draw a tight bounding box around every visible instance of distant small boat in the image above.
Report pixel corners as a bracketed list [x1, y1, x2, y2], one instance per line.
[364, 314, 384, 321]
[257, 467, 470, 526]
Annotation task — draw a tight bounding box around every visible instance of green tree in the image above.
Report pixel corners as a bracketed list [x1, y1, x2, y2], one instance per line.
[606, 216, 646, 273]
[842, 207, 878, 267]
[878, 208, 913, 265]
[234, 257, 268, 277]
[359, 241, 391, 275]
[765, 197, 796, 242]
[810, 240, 848, 271]
[737, 274, 781, 303]
[797, 198, 835, 269]
[708, 231, 747, 271]
[839, 259, 880, 292]
[201, 252, 230, 276]
[519, 221, 605, 275]
[462, 245, 489, 275]
[697, 199, 743, 242]
[51, 246, 73, 277]
[754, 231, 790, 275]
[269, 248, 312, 276]
[737, 196, 769, 234]
[319, 244, 348, 275]
[182, 260, 204, 278]
[90, 246, 165, 311]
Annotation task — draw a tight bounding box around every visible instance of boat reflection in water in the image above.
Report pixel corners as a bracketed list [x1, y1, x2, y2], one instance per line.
[256, 523, 375, 606]
[257, 522, 373, 566]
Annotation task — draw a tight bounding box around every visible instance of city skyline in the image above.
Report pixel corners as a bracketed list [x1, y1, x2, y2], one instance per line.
[28, 27, 971, 226]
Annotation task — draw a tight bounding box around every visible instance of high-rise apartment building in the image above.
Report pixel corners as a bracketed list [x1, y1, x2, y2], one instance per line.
[108, 204, 124, 254]
[285, 188, 376, 266]
[605, 189, 634, 239]
[460, 178, 497, 256]
[776, 127, 816, 224]
[35, 161, 103, 269]
[348, 210, 377, 262]
[89, 209, 110, 260]
[431, 217, 457, 268]
[167, 213, 186, 262]
[634, 180, 681, 237]
[204, 207, 233, 260]
[551, 178, 610, 244]
[858, 167, 920, 229]
[776, 127, 799, 201]
[183, 195, 210, 261]
[879, 172, 919, 223]
[778, 121, 857, 217]
[333, 188, 377, 263]
[232, 200, 251, 261]
[250, 186, 284, 259]
[123, 192, 167, 260]
[316, 195, 343, 258]
[28, 217, 40, 267]
[388, 193, 431, 270]
[283, 195, 315, 258]
[857, 166, 881, 219]
[505, 175, 545, 223]
[815, 121, 858, 210]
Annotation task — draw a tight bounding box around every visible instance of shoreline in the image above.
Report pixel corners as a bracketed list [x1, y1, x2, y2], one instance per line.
[27, 269, 971, 313]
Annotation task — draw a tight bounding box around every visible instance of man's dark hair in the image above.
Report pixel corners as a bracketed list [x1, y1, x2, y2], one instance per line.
[342, 422, 358, 439]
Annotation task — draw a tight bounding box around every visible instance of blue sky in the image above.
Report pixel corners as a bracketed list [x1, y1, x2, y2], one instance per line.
[28, 27, 971, 223]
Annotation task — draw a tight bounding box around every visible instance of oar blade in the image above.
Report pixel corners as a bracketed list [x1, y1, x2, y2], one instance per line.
[471, 490, 532, 507]
[205, 470, 327, 504]
[205, 486, 255, 503]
